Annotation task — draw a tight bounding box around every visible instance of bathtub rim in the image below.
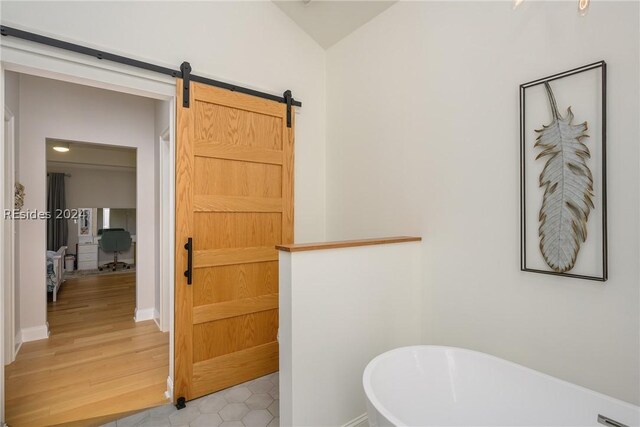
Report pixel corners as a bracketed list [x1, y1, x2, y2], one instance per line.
[362, 345, 639, 426]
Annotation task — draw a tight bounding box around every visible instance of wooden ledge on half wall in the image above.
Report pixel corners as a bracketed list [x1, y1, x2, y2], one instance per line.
[275, 236, 422, 253]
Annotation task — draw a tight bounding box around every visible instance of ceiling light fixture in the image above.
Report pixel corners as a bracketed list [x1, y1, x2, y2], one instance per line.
[578, 0, 590, 16]
[513, 0, 590, 15]
[52, 142, 70, 153]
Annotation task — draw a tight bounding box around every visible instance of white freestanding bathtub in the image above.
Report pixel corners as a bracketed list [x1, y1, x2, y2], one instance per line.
[363, 346, 640, 427]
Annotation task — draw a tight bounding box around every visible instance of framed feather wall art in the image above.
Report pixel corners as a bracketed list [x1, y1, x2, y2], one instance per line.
[520, 61, 607, 281]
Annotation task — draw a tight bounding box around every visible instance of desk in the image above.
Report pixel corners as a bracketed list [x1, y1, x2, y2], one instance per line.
[77, 243, 98, 270]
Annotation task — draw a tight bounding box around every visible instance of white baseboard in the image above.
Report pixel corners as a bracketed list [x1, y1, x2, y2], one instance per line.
[134, 307, 155, 322]
[153, 308, 161, 329]
[164, 376, 174, 401]
[343, 413, 368, 427]
[20, 324, 50, 342]
[14, 331, 23, 358]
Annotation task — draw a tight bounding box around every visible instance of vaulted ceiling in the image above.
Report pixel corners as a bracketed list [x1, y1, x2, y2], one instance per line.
[273, 1, 396, 49]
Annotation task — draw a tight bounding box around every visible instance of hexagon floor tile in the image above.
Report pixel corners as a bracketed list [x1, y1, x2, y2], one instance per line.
[103, 373, 280, 427]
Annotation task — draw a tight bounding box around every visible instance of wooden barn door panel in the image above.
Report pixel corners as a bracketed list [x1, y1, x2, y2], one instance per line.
[175, 80, 293, 402]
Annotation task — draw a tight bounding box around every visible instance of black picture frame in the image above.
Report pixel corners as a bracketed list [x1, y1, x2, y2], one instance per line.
[520, 61, 607, 282]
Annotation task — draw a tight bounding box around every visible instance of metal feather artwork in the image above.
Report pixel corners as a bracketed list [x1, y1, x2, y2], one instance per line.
[535, 82, 594, 272]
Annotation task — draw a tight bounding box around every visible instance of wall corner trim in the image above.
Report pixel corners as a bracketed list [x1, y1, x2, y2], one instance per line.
[153, 309, 162, 331]
[165, 376, 174, 401]
[13, 332, 23, 360]
[20, 324, 50, 342]
[134, 307, 156, 322]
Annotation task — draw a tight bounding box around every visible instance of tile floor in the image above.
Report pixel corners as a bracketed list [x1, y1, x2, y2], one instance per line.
[103, 373, 279, 427]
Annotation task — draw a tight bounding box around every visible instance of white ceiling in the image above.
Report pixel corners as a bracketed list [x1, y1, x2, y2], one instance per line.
[47, 140, 136, 170]
[273, 1, 396, 49]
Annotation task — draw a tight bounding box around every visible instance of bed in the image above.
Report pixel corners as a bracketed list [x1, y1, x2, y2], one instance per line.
[47, 246, 67, 302]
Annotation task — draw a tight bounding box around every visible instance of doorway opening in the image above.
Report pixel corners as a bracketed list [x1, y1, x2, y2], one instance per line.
[2, 71, 172, 426]
[46, 141, 137, 278]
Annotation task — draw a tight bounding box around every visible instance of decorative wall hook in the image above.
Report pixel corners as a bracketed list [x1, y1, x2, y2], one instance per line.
[15, 182, 25, 210]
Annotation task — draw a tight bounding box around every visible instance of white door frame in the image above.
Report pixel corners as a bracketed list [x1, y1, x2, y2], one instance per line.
[3, 106, 16, 366]
[0, 36, 177, 422]
[158, 127, 173, 334]
[0, 64, 7, 425]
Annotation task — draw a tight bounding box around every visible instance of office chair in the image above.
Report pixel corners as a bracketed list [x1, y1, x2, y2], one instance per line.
[98, 229, 132, 271]
[98, 227, 124, 235]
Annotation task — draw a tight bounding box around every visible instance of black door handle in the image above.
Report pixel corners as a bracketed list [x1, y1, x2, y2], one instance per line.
[184, 237, 192, 285]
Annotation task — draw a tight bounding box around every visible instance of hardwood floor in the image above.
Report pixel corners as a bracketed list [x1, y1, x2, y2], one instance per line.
[4, 272, 169, 427]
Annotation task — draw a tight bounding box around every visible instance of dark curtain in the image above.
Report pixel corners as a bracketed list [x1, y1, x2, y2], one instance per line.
[47, 173, 68, 251]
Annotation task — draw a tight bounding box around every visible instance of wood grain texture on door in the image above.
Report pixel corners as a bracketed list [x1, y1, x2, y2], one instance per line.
[175, 80, 293, 401]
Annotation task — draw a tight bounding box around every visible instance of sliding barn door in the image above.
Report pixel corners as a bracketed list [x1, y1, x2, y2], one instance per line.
[175, 80, 294, 402]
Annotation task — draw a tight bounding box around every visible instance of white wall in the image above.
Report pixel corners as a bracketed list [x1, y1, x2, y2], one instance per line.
[279, 241, 422, 426]
[45, 167, 136, 211]
[16, 74, 156, 336]
[326, 1, 640, 404]
[0, 0, 327, 244]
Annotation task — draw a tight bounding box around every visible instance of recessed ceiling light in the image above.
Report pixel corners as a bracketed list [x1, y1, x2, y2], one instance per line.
[53, 142, 70, 152]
